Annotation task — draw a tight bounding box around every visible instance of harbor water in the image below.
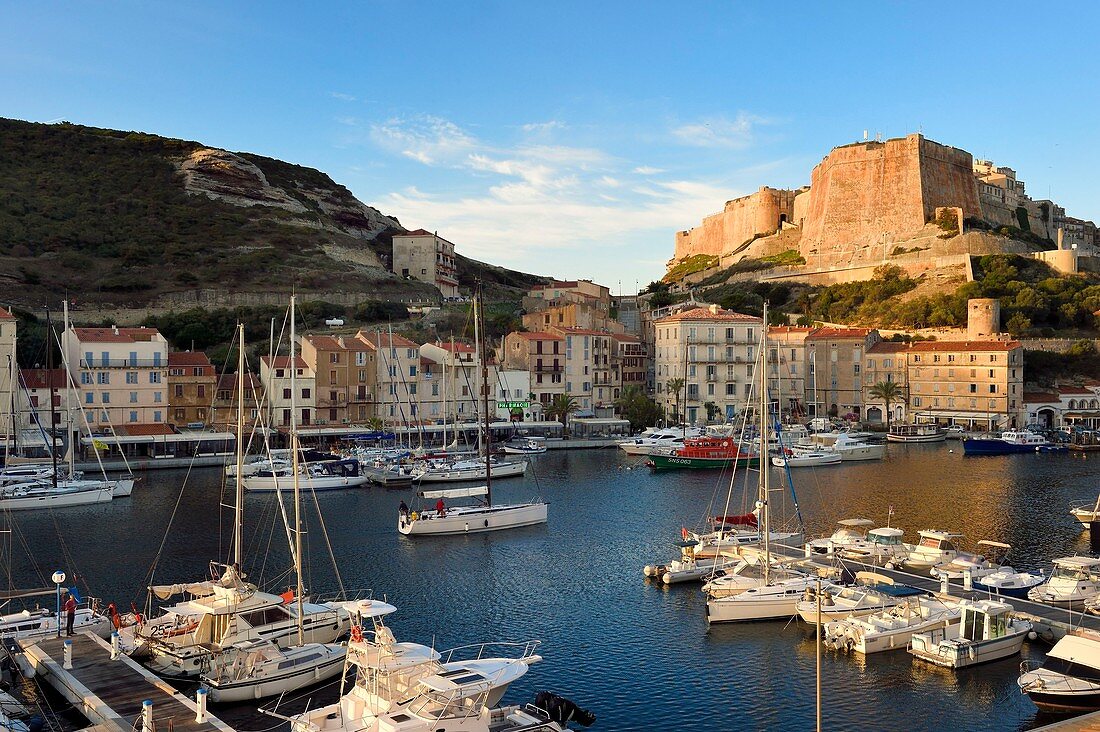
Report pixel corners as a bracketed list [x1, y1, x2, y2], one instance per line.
[10, 443, 1100, 731]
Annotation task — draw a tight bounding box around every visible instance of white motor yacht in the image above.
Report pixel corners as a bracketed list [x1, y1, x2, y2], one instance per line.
[243, 459, 370, 492]
[824, 595, 962, 655]
[794, 574, 925, 623]
[617, 427, 703, 456]
[1029, 556, 1100, 608]
[806, 519, 875, 556]
[838, 527, 909, 566]
[900, 530, 963, 571]
[1019, 632, 1100, 714]
[908, 598, 1030, 669]
[929, 540, 1011, 580]
[828, 433, 886, 461]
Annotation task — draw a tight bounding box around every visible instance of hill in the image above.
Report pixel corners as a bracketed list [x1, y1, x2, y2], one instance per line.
[0, 118, 545, 313]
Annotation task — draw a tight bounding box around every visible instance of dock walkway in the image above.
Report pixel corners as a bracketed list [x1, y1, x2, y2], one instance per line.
[20, 632, 233, 732]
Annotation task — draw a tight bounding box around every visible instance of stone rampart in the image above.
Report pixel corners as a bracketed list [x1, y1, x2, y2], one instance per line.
[673, 186, 797, 262]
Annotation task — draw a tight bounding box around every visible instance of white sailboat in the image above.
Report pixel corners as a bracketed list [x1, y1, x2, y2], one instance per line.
[399, 287, 547, 537]
[707, 304, 833, 624]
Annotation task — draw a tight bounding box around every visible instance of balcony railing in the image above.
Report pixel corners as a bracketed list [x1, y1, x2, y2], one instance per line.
[80, 358, 163, 369]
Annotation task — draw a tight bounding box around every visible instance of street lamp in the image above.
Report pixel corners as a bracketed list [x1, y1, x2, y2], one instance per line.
[52, 570, 66, 637]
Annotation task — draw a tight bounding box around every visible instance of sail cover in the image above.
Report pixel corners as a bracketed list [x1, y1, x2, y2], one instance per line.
[418, 486, 489, 500]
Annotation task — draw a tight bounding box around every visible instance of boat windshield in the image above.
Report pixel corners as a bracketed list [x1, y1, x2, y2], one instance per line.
[918, 537, 951, 550]
[869, 533, 901, 546]
[1052, 567, 1092, 581]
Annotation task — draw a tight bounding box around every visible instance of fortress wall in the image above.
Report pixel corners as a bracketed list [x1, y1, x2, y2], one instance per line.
[798, 135, 929, 258]
[672, 187, 796, 262]
[917, 136, 982, 222]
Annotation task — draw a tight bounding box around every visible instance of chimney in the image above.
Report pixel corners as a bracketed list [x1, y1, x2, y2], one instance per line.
[112, 325, 119, 335]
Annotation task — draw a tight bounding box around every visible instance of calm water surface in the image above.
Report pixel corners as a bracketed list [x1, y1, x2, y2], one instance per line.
[10, 443, 1100, 731]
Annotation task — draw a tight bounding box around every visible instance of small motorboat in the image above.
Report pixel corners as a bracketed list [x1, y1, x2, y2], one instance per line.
[824, 595, 961, 655]
[1029, 556, 1100, 608]
[963, 429, 1068, 456]
[901, 530, 963, 572]
[795, 573, 925, 624]
[929, 540, 1012, 580]
[838, 527, 909, 567]
[973, 569, 1045, 599]
[771, 450, 842, 468]
[908, 598, 1030, 669]
[500, 437, 547, 455]
[1019, 632, 1100, 714]
[806, 518, 876, 556]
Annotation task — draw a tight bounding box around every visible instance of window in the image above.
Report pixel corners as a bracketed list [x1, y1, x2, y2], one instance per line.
[854, 364, 861, 375]
[330, 353, 339, 363]
[913, 397, 922, 407]
[988, 399, 996, 409]
[302, 388, 311, 399]
[283, 388, 292, 399]
[153, 353, 162, 367]
[129, 411, 138, 423]
[126, 372, 138, 384]
[81, 372, 91, 385]
[150, 372, 161, 384]
[989, 384, 997, 394]
[933, 355, 941, 363]
[101, 351, 110, 366]
[988, 369, 994, 378]
[85, 392, 93, 404]
[98, 372, 110, 384]
[130, 392, 138, 403]
[329, 370, 336, 382]
[409, 365, 417, 377]
[153, 410, 162, 422]
[969, 384, 977, 393]
[174, 384, 184, 398]
[726, 383, 735, 395]
[197, 385, 205, 398]
[154, 392, 162, 403]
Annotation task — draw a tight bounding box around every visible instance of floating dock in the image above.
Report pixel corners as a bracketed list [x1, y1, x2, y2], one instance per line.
[19, 632, 233, 732]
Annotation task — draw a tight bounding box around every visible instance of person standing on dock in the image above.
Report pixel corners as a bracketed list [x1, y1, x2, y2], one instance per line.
[62, 592, 77, 636]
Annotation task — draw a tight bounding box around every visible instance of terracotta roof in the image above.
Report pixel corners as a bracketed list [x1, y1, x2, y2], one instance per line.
[261, 355, 309, 369]
[867, 342, 910, 354]
[514, 331, 564, 341]
[168, 351, 212, 367]
[216, 373, 262, 390]
[115, 423, 175, 437]
[656, 307, 760, 324]
[356, 331, 419, 349]
[906, 340, 1021, 352]
[71, 326, 163, 343]
[0, 308, 14, 320]
[806, 327, 872, 340]
[768, 326, 814, 334]
[611, 333, 641, 342]
[420, 355, 438, 367]
[435, 340, 475, 353]
[1023, 391, 1060, 403]
[398, 228, 434, 237]
[1057, 385, 1095, 395]
[303, 334, 343, 350]
[19, 368, 71, 390]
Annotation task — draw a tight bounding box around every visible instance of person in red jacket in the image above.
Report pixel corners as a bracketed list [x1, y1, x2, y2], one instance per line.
[436, 498, 446, 517]
[63, 593, 77, 636]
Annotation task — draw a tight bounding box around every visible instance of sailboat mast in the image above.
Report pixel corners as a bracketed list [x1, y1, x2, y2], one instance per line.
[290, 296, 304, 645]
[474, 287, 492, 506]
[45, 308, 58, 491]
[62, 301, 74, 476]
[760, 302, 771, 585]
[234, 323, 245, 569]
[7, 333, 16, 460]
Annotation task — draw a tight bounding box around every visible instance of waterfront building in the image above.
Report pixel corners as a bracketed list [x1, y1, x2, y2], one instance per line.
[61, 325, 169, 428]
[522, 279, 624, 334]
[554, 328, 615, 416]
[16, 369, 75, 457]
[300, 334, 378, 426]
[861, 341, 910, 425]
[0, 308, 15, 459]
[653, 305, 762, 424]
[501, 332, 565, 413]
[260, 355, 315, 428]
[767, 326, 814, 418]
[356, 331, 421, 424]
[211, 373, 263, 433]
[391, 229, 459, 298]
[613, 333, 646, 395]
[905, 340, 1023, 429]
[166, 351, 216, 428]
[805, 327, 881, 419]
[495, 369, 533, 420]
[419, 340, 481, 421]
[1023, 383, 1100, 430]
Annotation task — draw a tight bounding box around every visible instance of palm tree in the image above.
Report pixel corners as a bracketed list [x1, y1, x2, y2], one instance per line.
[666, 378, 685, 426]
[365, 416, 385, 431]
[545, 393, 579, 434]
[869, 380, 904, 431]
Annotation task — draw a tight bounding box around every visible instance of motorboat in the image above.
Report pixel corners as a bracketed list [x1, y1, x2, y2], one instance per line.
[202, 640, 347, 702]
[806, 519, 876, 556]
[617, 427, 704, 456]
[824, 595, 962, 655]
[645, 436, 759, 470]
[499, 438, 547, 455]
[1071, 497, 1100, 526]
[900, 530, 963, 572]
[886, 424, 946, 443]
[243, 459, 370, 492]
[973, 569, 1045, 599]
[963, 429, 1068, 456]
[226, 456, 291, 478]
[0, 594, 112, 641]
[398, 486, 547, 536]
[1029, 557, 1100, 608]
[827, 433, 886, 461]
[771, 450, 842, 468]
[411, 457, 528, 483]
[908, 598, 1030, 669]
[642, 514, 802, 583]
[929, 540, 1012, 580]
[838, 527, 909, 566]
[1019, 632, 1100, 714]
[795, 574, 925, 623]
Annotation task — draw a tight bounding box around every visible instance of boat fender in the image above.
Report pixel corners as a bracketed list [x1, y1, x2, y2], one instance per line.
[484, 520, 489, 528]
[410, 512, 418, 521]
[1027, 631, 1037, 641]
[350, 626, 363, 643]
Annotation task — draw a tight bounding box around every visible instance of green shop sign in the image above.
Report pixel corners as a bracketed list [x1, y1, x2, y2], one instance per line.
[497, 401, 531, 409]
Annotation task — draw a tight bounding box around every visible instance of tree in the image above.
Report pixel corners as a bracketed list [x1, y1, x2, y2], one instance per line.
[545, 393, 579, 433]
[666, 378, 685, 425]
[1006, 312, 1032, 337]
[869, 380, 904, 431]
[615, 386, 664, 432]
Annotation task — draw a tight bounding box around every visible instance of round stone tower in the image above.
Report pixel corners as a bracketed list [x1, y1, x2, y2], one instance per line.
[967, 298, 1000, 339]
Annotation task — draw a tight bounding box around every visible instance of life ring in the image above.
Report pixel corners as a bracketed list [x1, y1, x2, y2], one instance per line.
[350, 625, 363, 643]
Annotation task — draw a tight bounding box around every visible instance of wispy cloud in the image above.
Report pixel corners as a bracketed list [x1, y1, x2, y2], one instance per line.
[370, 115, 479, 165]
[633, 165, 665, 175]
[671, 112, 769, 149]
[329, 91, 356, 102]
[521, 120, 565, 133]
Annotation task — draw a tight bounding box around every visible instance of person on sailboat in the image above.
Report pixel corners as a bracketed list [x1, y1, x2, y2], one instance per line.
[63, 592, 77, 636]
[436, 498, 447, 517]
[399, 500, 409, 518]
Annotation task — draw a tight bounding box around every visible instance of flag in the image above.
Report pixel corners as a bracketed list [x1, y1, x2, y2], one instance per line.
[92, 439, 108, 451]
[681, 526, 690, 541]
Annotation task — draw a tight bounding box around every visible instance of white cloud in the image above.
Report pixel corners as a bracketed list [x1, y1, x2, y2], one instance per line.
[671, 112, 768, 149]
[329, 91, 356, 102]
[370, 115, 479, 166]
[521, 120, 565, 133]
[633, 165, 665, 175]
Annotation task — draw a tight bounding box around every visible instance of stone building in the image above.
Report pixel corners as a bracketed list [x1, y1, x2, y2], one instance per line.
[905, 340, 1023, 429]
[419, 340, 481, 422]
[0, 308, 15, 460]
[805, 328, 881, 419]
[653, 306, 762, 424]
[861, 342, 909, 425]
[260, 355, 315, 428]
[613, 333, 646, 394]
[521, 279, 623, 333]
[356, 331, 421, 424]
[501, 332, 565, 412]
[391, 229, 459, 298]
[61, 326, 169, 428]
[211, 373, 263, 433]
[166, 352, 216, 428]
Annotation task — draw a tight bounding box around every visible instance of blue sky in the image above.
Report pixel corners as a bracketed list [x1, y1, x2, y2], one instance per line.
[3, 2, 1098, 291]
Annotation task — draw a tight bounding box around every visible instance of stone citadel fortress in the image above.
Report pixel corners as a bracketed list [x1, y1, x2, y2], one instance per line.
[669, 133, 1099, 282]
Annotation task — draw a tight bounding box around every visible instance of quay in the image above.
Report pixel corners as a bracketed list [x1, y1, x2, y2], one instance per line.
[19, 632, 233, 732]
[1035, 711, 1100, 730]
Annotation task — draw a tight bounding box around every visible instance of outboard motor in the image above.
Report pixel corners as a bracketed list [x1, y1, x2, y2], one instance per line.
[533, 691, 596, 727]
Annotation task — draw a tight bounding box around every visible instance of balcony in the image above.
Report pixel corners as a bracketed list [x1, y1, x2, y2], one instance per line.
[533, 365, 564, 373]
[80, 358, 163, 369]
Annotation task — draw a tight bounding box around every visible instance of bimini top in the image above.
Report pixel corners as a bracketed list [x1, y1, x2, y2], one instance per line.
[868, 527, 904, 538]
[419, 486, 489, 500]
[837, 519, 875, 528]
[1052, 556, 1100, 569]
[1049, 633, 1100, 667]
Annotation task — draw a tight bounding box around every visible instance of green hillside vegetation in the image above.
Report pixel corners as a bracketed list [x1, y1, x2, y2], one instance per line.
[1024, 341, 1100, 386]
